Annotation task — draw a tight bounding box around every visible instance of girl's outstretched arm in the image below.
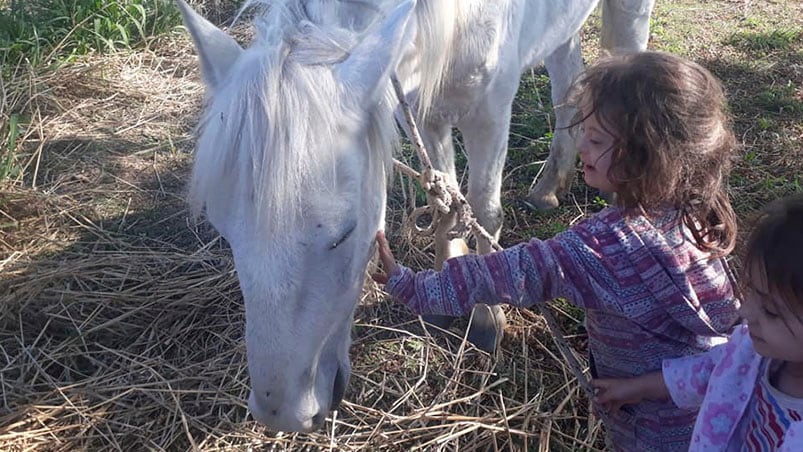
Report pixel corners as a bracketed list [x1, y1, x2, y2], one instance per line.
[372, 207, 656, 317]
[372, 226, 596, 317]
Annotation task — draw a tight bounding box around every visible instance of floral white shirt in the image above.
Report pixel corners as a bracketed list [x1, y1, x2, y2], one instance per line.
[663, 324, 803, 451]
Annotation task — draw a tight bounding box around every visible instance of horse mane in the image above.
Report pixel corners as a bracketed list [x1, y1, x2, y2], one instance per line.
[411, 0, 457, 118]
[189, 0, 398, 234]
[329, 0, 459, 119]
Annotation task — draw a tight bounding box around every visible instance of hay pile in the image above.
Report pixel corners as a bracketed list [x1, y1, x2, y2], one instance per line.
[0, 21, 599, 452]
[1, 234, 598, 450]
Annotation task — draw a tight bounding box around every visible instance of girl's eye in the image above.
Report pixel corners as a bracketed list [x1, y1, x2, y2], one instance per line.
[761, 305, 779, 318]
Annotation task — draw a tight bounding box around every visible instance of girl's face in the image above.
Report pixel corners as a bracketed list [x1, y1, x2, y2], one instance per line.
[739, 264, 803, 362]
[577, 109, 618, 193]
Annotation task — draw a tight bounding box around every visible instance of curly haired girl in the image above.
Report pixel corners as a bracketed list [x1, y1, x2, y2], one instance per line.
[374, 51, 742, 451]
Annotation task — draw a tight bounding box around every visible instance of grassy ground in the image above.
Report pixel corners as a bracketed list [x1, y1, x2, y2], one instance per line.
[1, 0, 801, 450]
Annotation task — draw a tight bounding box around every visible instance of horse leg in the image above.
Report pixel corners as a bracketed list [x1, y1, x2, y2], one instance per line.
[416, 119, 469, 331]
[527, 35, 584, 210]
[600, 0, 656, 54]
[594, 0, 655, 205]
[457, 93, 518, 353]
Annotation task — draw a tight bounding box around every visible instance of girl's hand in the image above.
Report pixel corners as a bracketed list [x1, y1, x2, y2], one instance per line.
[591, 372, 669, 413]
[591, 378, 645, 412]
[372, 230, 399, 284]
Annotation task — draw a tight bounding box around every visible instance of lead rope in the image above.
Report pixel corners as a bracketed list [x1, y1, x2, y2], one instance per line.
[389, 74, 611, 434]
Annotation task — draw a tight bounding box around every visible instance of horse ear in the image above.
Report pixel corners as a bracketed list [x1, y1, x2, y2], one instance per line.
[176, 0, 243, 89]
[336, 0, 416, 105]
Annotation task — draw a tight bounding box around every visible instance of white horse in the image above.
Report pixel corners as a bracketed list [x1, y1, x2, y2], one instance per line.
[177, 0, 654, 433]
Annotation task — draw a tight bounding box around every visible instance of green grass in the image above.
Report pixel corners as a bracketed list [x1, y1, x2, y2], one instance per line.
[756, 82, 803, 115]
[534, 220, 567, 239]
[649, 13, 687, 54]
[0, 0, 186, 185]
[0, 113, 20, 182]
[0, 0, 182, 68]
[727, 28, 802, 52]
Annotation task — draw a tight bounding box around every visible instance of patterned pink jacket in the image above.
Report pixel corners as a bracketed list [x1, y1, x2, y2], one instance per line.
[663, 324, 803, 451]
[385, 206, 740, 451]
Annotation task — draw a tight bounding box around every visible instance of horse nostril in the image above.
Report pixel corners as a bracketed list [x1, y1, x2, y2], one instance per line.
[271, 409, 278, 416]
[265, 391, 271, 398]
[312, 412, 326, 426]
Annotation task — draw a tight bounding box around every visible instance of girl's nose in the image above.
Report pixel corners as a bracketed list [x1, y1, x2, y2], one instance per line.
[577, 137, 588, 156]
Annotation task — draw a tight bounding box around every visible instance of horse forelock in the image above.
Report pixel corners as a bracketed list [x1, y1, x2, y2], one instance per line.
[190, 1, 397, 235]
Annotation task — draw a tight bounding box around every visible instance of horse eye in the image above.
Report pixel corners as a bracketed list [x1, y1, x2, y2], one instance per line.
[329, 225, 355, 250]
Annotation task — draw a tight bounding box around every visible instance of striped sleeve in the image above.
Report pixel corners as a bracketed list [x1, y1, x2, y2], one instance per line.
[383, 221, 617, 316]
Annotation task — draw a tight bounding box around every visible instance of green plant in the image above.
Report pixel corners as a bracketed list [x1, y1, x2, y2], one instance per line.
[727, 28, 802, 52]
[592, 196, 609, 208]
[0, 0, 182, 68]
[756, 82, 803, 115]
[649, 13, 687, 54]
[757, 117, 773, 130]
[1, 113, 20, 182]
[510, 72, 554, 150]
[535, 220, 567, 238]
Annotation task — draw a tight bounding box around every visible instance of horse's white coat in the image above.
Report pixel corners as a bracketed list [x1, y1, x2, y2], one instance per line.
[179, 0, 654, 433]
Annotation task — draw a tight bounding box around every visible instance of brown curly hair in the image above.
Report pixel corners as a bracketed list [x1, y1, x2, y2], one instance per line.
[571, 51, 738, 257]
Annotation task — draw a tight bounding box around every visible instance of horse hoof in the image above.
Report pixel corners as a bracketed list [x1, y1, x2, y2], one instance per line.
[466, 304, 506, 353]
[525, 189, 560, 210]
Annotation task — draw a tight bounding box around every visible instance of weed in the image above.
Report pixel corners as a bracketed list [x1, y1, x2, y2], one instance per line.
[1, 113, 20, 182]
[727, 28, 802, 52]
[511, 71, 553, 149]
[592, 196, 608, 208]
[535, 220, 567, 238]
[757, 117, 773, 131]
[756, 82, 803, 115]
[0, 0, 182, 68]
[649, 14, 687, 54]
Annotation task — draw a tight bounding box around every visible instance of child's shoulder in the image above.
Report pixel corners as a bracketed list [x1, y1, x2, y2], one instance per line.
[582, 205, 686, 236]
[579, 206, 628, 230]
[579, 206, 659, 235]
[564, 207, 642, 245]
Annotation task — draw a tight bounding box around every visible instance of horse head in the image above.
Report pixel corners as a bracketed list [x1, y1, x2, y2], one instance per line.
[178, 0, 414, 432]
